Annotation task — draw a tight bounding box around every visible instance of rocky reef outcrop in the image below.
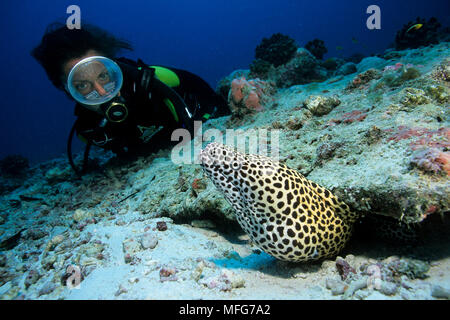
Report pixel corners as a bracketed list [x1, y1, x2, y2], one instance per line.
[0, 34, 449, 301]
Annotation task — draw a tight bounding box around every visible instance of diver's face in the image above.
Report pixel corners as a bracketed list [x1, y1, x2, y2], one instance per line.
[71, 60, 111, 96]
[64, 50, 110, 96]
[63, 50, 108, 112]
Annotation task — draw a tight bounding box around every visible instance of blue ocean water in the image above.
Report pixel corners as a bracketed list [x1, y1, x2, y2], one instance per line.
[0, 0, 449, 164]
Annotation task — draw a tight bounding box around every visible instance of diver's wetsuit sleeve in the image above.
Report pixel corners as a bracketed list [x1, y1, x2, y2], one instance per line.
[170, 68, 231, 119]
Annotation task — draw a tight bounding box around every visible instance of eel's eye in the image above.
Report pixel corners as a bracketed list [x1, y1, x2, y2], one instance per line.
[231, 160, 241, 170]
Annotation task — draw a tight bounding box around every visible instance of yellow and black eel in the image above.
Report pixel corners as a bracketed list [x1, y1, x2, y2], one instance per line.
[200, 142, 358, 262]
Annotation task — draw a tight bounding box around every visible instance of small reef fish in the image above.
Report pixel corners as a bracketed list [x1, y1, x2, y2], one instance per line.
[406, 23, 423, 33]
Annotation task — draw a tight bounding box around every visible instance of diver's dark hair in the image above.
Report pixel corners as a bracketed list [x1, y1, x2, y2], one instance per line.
[31, 22, 133, 90]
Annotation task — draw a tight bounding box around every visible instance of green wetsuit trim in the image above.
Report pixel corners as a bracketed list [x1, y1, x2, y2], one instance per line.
[151, 66, 180, 87]
[163, 98, 179, 122]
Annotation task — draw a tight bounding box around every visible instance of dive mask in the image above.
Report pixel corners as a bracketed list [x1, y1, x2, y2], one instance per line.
[66, 56, 123, 106]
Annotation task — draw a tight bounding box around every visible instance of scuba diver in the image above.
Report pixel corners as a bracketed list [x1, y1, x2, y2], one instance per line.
[31, 23, 230, 175]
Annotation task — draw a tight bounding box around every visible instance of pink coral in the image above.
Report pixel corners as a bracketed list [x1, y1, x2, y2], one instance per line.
[410, 148, 450, 176]
[346, 69, 382, 90]
[228, 77, 274, 116]
[388, 126, 449, 176]
[383, 62, 404, 72]
[245, 91, 261, 110]
[230, 78, 245, 102]
[386, 126, 428, 142]
[383, 63, 423, 72]
[436, 151, 450, 175]
[341, 110, 368, 123]
[386, 126, 450, 150]
[326, 110, 368, 127]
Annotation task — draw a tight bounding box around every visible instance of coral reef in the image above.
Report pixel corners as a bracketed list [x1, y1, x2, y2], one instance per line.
[384, 125, 450, 176]
[431, 58, 450, 82]
[254, 33, 298, 67]
[215, 69, 249, 101]
[0, 35, 449, 301]
[249, 59, 273, 79]
[272, 48, 326, 87]
[304, 38, 328, 60]
[228, 77, 275, 118]
[384, 124, 450, 176]
[395, 17, 443, 50]
[386, 126, 449, 151]
[378, 64, 422, 88]
[410, 148, 450, 176]
[399, 88, 431, 107]
[346, 69, 382, 90]
[244, 36, 334, 89]
[425, 84, 449, 104]
[234, 38, 338, 90]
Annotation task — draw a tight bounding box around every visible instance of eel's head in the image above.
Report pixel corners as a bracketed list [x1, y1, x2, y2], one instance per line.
[200, 142, 279, 206]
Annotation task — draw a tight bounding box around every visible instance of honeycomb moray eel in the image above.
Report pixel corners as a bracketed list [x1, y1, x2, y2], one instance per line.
[200, 142, 359, 262]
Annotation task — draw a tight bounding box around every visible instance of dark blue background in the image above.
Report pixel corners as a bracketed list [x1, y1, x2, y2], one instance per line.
[0, 0, 449, 164]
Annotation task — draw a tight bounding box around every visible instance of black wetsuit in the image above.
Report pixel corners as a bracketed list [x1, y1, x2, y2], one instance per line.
[73, 57, 230, 157]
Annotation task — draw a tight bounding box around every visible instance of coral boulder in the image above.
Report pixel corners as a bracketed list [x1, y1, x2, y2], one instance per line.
[228, 77, 275, 118]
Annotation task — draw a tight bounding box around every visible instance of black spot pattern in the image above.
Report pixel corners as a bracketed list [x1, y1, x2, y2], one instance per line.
[200, 142, 356, 262]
